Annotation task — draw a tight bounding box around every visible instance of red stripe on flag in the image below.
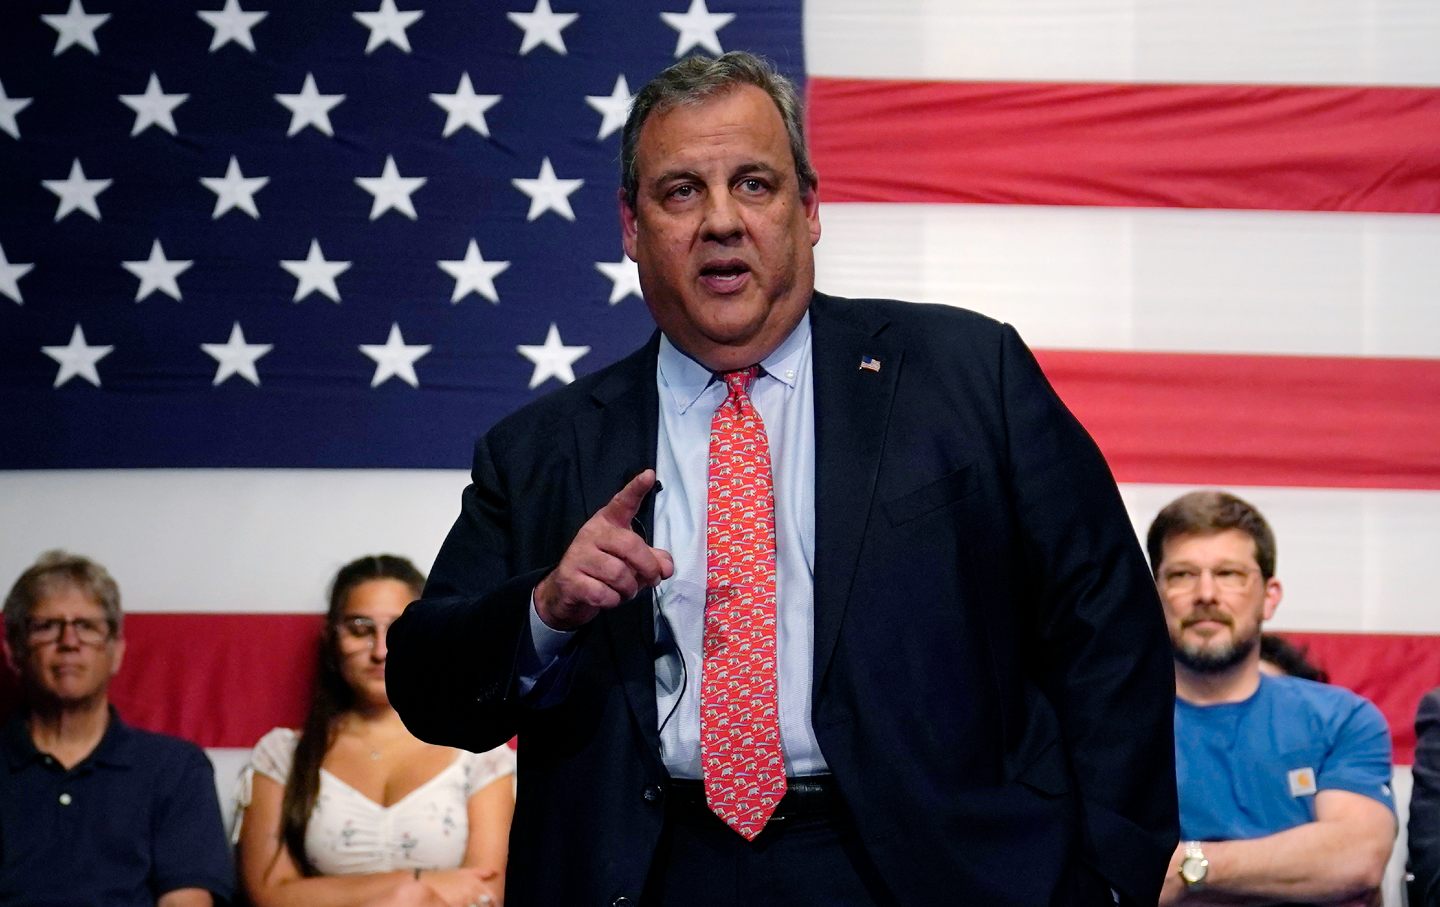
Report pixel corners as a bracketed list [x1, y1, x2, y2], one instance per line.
[1277, 631, 1440, 764]
[808, 78, 1440, 213]
[1, 617, 1433, 761]
[1037, 349, 1440, 490]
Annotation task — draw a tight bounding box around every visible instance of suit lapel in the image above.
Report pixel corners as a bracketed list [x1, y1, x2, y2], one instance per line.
[809, 294, 900, 690]
[572, 335, 665, 764]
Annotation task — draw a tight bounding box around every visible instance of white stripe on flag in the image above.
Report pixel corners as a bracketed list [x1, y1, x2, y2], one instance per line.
[4, 471, 1439, 634]
[816, 204, 1440, 359]
[806, 0, 1440, 86]
[0, 469, 466, 615]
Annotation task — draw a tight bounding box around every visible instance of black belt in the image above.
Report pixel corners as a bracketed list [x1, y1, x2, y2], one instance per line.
[666, 775, 840, 821]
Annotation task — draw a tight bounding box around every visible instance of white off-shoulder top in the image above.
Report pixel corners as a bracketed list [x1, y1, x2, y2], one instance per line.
[244, 727, 515, 875]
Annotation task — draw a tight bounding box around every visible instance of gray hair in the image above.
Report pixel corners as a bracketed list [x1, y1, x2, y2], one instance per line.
[620, 51, 817, 209]
[3, 550, 122, 648]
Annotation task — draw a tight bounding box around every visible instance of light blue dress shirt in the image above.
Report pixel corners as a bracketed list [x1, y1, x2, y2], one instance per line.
[525, 315, 826, 779]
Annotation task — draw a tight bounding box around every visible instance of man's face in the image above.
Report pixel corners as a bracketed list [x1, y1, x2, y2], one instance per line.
[1156, 529, 1282, 674]
[620, 83, 821, 372]
[19, 584, 123, 708]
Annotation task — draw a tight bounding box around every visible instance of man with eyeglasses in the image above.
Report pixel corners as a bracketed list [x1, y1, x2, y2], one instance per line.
[1146, 491, 1395, 906]
[0, 550, 234, 906]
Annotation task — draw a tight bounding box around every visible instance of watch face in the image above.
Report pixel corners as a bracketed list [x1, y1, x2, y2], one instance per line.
[1180, 855, 1208, 885]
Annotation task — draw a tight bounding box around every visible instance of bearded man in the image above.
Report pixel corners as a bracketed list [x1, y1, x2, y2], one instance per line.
[1148, 490, 1395, 906]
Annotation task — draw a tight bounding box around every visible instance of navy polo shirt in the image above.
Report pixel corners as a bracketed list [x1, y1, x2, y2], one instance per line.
[0, 709, 234, 906]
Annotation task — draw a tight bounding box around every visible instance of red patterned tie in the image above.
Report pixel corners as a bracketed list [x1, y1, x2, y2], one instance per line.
[701, 367, 786, 840]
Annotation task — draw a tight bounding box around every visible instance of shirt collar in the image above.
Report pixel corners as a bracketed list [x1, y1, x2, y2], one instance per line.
[1, 705, 136, 771]
[657, 312, 811, 415]
[1, 715, 37, 770]
[90, 706, 137, 768]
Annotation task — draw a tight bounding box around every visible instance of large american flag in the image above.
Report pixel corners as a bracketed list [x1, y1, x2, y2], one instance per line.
[2, 0, 1438, 789]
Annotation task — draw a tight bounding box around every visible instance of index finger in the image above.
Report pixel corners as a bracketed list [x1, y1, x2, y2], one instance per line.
[600, 468, 657, 526]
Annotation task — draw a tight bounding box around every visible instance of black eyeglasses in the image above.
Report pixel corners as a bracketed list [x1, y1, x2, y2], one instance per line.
[26, 617, 113, 646]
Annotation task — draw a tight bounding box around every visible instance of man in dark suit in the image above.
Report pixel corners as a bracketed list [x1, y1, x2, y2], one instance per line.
[388, 51, 1177, 907]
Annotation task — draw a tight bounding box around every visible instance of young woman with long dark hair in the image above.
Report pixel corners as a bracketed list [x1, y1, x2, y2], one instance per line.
[237, 555, 514, 907]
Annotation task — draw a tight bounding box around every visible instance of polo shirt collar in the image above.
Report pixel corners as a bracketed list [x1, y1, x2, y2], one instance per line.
[1, 705, 137, 771]
[1, 714, 38, 771]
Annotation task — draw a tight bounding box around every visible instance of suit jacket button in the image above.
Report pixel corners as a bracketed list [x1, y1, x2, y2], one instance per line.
[611, 898, 634, 906]
[642, 784, 663, 803]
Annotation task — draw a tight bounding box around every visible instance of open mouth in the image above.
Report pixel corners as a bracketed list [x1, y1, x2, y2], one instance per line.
[699, 259, 751, 293]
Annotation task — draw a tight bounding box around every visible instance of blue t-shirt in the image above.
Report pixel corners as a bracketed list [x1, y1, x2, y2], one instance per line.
[0, 709, 235, 906]
[1175, 674, 1394, 842]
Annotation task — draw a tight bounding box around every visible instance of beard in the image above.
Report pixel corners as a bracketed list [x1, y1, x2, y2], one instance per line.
[1172, 623, 1260, 674]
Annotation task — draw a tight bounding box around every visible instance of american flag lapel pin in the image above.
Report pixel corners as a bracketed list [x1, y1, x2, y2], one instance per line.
[859, 355, 881, 372]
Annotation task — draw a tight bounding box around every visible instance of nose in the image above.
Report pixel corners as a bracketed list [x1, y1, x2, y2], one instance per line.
[1194, 569, 1220, 601]
[56, 620, 84, 648]
[701, 191, 743, 242]
[370, 624, 389, 662]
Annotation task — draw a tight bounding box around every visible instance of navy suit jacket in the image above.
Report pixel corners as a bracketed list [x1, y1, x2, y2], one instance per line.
[388, 293, 1179, 907]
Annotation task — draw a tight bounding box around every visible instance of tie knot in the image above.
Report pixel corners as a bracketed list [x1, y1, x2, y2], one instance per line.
[720, 367, 757, 398]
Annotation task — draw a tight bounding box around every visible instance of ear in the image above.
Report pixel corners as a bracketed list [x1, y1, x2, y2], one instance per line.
[109, 636, 126, 678]
[0, 635, 17, 675]
[618, 187, 639, 262]
[803, 180, 821, 247]
[1261, 576, 1283, 622]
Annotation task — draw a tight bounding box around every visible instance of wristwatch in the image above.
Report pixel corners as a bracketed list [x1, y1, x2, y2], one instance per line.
[1178, 841, 1209, 888]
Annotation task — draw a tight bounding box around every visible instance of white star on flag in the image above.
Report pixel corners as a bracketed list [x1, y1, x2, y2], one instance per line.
[201, 322, 273, 386]
[197, 0, 267, 53]
[595, 255, 642, 305]
[42, 159, 112, 222]
[354, 0, 424, 53]
[119, 73, 188, 137]
[355, 155, 427, 220]
[438, 240, 510, 304]
[41, 0, 110, 56]
[507, 0, 577, 55]
[42, 324, 113, 388]
[276, 73, 345, 137]
[431, 74, 500, 138]
[122, 239, 193, 302]
[200, 156, 269, 219]
[0, 80, 33, 140]
[585, 75, 632, 141]
[360, 323, 431, 387]
[517, 322, 589, 388]
[661, 0, 734, 57]
[280, 239, 351, 303]
[512, 157, 583, 222]
[1, 243, 35, 304]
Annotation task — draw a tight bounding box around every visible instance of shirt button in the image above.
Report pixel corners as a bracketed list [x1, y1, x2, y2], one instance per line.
[58, 793, 72, 806]
[785, 370, 795, 380]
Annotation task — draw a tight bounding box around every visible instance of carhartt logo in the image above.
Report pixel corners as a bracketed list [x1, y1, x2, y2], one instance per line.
[1287, 767, 1317, 797]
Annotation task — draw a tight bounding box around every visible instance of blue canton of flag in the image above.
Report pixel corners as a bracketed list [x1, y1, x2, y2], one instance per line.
[0, 0, 804, 468]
